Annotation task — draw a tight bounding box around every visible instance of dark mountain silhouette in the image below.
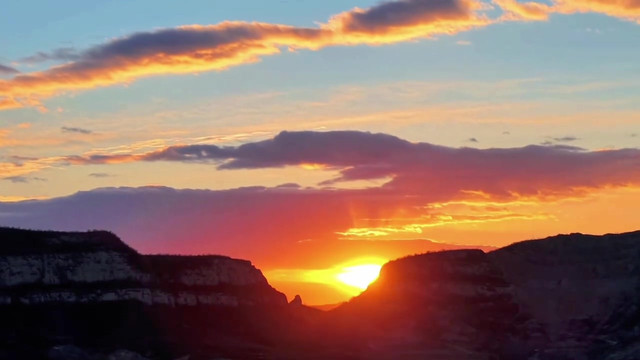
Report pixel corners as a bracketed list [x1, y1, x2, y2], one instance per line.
[323, 231, 640, 359]
[1, 227, 640, 359]
[0, 227, 291, 359]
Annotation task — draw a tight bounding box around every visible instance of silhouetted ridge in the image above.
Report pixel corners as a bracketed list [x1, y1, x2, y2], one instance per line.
[487, 231, 640, 359]
[0, 227, 289, 359]
[374, 249, 498, 283]
[2, 227, 640, 359]
[0, 227, 136, 255]
[327, 230, 640, 359]
[328, 248, 525, 358]
[492, 231, 640, 258]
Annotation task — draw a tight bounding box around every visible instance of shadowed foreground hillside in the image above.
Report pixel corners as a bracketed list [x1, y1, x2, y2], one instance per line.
[1, 227, 639, 359]
[328, 231, 640, 359]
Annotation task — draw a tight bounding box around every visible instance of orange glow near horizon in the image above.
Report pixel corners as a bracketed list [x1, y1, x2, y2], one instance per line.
[260, 186, 640, 305]
[264, 257, 387, 304]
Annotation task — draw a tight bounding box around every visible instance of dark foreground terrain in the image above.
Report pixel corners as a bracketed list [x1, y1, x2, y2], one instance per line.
[1, 227, 639, 359]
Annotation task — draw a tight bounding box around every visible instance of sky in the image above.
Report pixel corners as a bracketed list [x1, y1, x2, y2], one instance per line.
[1, 0, 640, 304]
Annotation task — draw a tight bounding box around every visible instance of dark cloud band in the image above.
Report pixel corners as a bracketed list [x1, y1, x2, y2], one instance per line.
[58, 130, 640, 199]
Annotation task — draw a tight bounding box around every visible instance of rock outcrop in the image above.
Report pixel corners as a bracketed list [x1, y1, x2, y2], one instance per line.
[488, 231, 640, 359]
[326, 231, 640, 360]
[0, 227, 285, 307]
[0, 227, 287, 360]
[289, 294, 303, 307]
[329, 250, 528, 359]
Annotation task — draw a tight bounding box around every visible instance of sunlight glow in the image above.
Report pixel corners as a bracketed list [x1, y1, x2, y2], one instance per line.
[264, 257, 388, 303]
[336, 264, 382, 290]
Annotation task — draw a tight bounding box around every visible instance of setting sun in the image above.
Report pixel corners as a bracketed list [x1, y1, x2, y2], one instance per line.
[264, 258, 387, 304]
[336, 264, 382, 290]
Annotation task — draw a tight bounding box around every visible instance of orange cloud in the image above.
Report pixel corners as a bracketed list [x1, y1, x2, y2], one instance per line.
[0, 0, 489, 110]
[326, 0, 490, 45]
[337, 212, 553, 239]
[494, 0, 554, 21]
[494, 0, 640, 23]
[0, 195, 49, 202]
[0, 22, 329, 110]
[2, 0, 640, 111]
[0, 97, 23, 110]
[0, 156, 68, 178]
[555, 0, 640, 23]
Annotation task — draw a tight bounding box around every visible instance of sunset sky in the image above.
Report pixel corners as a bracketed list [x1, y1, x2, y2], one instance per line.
[1, 0, 640, 304]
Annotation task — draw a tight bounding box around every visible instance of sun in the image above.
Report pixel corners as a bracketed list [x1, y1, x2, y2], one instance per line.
[336, 264, 382, 290]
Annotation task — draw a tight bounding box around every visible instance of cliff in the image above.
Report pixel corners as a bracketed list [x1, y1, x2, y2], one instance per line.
[2, 227, 640, 360]
[327, 231, 640, 360]
[329, 250, 528, 359]
[0, 227, 286, 307]
[0, 227, 288, 360]
[488, 231, 640, 359]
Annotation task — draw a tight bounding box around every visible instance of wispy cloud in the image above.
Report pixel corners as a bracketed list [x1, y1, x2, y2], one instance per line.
[61, 126, 93, 135]
[88, 172, 114, 178]
[495, 0, 640, 23]
[0, 64, 19, 75]
[2, 0, 638, 110]
[0, 0, 490, 110]
[0, 156, 68, 178]
[19, 47, 80, 64]
[555, 0, 640, 24]
[552, 136, 579, 142]
[327, 0, 488, 43]
[3, 176, 47, 183]
[494, 0, 553, 21]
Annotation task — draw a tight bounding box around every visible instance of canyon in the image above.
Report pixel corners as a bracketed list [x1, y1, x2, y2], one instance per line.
[1, 227, 639, 359]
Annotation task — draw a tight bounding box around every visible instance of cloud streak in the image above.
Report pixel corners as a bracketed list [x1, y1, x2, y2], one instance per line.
[0, 0, 491, 110]
[2, 0, 639, 110]
[327, 0, 488, 43]
[2, 176, 47, 184]
[493, 0, 554, 21]
[34, 130, 640, 200]
[495, 0, 640, 22]
[552, 136, 579, 142]
[555, 0, 640, 23]
[88, 172, 114, 178]
[61, 126, 93, 135]
[18, 47, 80, 64]
[0, 64, 19, 75]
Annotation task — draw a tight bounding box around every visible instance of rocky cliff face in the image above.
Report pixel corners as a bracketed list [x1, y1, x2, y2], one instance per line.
[329, 250, 529, 359]
[2, 227, 640, 360]
[0, 227, 285, 307]
[0, 227, 288, 360]
[488, 232, 640, 359]
[328, 231, 640, 360]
